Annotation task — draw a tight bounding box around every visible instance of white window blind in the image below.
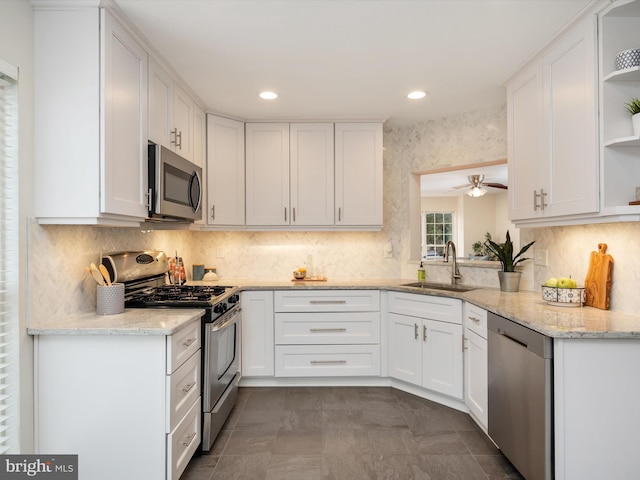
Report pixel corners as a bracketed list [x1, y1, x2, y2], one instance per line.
[0, 58, 19, 454]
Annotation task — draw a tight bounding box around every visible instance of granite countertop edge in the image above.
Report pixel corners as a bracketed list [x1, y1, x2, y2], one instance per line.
[28, 278, 640, 339]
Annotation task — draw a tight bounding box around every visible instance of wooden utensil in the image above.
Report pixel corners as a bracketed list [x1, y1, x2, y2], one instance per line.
[99, 264, 112, 286]
[90, 263, 106, 286]
[584, 243, 613, 309]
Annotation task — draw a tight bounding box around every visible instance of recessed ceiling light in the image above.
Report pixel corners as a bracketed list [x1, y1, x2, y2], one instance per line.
[407, 90, 427, 100]
[259, 91, 278, 100]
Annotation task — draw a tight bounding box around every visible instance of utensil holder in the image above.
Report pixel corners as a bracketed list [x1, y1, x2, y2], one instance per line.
[96, 283, 124, 315]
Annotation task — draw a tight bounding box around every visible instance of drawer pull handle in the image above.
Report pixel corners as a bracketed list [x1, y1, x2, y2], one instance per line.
[182, 337, 197, 347]
[181, 432, 197, 447]
[182, 381, 197, 393]
[309, 300, 347, 305]
[310, 360, 347, 365]
[309, 328, 347, 333]
[469, 316, 481, 324]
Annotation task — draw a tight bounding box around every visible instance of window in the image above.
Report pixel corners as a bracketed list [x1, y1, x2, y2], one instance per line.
[0, 58, 19, 453]
[421, 211, 453, 258]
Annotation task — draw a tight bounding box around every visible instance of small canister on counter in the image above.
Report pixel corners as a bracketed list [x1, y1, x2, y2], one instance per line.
[202, 267, 218, 281]
[192, 264, 205, 281]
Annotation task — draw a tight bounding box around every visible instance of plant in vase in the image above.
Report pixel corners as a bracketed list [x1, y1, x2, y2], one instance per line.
[484, 230, 535, 292]
[625, 97, 640, 136]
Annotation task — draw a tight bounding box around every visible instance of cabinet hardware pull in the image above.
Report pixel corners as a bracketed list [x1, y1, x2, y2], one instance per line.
[176, 130, 182, 149]
[540, 188, 547, 211]
[211, 205, 215, 220]
[284, 207, 287, 222]
[293, 207, 296, 222]
[309, 328, 347, 333]
[414, 323, 419, 340]
[310, 360, 347, 365]
[145, 188, 153, 210]
[171, 128, 178, 146]
[182, 381, 196, 393]
[423, 325, 427, 342]
[309, 300, 347, 304]
[533, 190, 541, 211]
[338, 207, 342, 221]
[182, 337, 197, 347]
[469, 316, 480, 324]
[182, 432, 197, 447]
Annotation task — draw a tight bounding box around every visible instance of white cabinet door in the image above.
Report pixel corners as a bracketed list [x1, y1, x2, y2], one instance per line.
[464, 327, 488, 430]
[422, 319, 463, 399]
[101, 10, 148, 219]
[542, 14, 599, 218]
[245, 123, 290, 226]
[148, 57, 173, 149]
[241, 291, 275, 377]
[290, 123, 335, 225]
[388, 313, 422, 386]
[335, 123, 383, 227]
[206, 115, 245, 226]
[173, 84, 194, 161]
[508, 61, 544, 221]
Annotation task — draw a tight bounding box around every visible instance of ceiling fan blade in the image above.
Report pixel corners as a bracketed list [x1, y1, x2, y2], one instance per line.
[484, 182, 508, 190]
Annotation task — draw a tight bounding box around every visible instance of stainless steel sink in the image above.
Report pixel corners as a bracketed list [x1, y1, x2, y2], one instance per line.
[401, 282, 477, 292]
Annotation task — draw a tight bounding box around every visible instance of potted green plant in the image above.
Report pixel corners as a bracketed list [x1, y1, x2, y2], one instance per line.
[471, 232, 497, 260]
[625, 97, 640, 136]
[484, 230, 535, 292]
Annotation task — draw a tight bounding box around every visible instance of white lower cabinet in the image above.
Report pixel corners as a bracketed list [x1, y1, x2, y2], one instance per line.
[241, 291, 275, 377]
[34, 321, 201, 480]
[387, 292, 463, 399]
[274, 290, 381, 377]
[463, 302, 488, 431]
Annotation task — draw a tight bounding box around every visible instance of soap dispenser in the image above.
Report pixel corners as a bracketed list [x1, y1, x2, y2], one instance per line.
[417, 261, 426, 281]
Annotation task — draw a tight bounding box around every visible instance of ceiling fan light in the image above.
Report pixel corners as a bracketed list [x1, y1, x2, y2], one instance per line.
[467, 185, 487, 197]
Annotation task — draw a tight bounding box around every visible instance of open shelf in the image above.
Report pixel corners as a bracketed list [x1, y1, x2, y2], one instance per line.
[604, 135, 640, 147]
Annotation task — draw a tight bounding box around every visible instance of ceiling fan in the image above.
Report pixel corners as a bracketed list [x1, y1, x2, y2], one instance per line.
[453, 174, 508, 197]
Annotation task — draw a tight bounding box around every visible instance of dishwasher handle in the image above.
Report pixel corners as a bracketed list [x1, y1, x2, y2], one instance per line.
[488, 312, 552, 359]
[496, 328, 529, 349]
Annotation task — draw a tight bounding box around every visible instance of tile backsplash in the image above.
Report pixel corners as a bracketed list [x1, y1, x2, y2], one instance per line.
[26, 104, 640, 321]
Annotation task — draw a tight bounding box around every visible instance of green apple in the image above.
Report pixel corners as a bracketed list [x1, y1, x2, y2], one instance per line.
[557, 277, 577, 288]
[544, 277, 558, 287]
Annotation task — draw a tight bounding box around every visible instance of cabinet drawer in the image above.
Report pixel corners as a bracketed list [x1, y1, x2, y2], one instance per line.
[166, 350, 201, 433]
[387, 292, 462, 324]
[274, 290, 380, 312]
[275, 312, 380, 345]
[275, 345, 381, 377]
[464, 302, 487, 339]
[167, 397, 201, 480]
[167, 320, 201, 374]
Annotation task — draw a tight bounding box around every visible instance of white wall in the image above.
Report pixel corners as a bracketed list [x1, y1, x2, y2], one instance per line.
[0, 0, 35, 454]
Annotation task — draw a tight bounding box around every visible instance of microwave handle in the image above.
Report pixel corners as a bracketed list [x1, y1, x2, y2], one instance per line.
[189, 170, 202, 214]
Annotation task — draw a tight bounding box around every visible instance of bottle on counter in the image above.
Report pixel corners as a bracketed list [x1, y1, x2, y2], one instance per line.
[418, 261, 426, 281]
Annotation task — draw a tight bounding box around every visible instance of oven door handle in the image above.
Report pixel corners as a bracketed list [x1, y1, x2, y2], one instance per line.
[210, 308, 241, 332]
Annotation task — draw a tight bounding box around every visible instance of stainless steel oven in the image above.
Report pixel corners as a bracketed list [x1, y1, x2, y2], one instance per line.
[202, 305, 241, 450]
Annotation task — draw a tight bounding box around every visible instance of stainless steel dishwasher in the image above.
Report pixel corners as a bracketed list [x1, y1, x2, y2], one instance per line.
[488, 312, 553, 480]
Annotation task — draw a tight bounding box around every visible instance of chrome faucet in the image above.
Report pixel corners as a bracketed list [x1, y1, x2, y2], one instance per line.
[444, 241, 462, 285]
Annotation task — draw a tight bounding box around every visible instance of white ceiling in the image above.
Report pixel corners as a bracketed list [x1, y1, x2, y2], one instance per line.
[114, 0, 593, 127]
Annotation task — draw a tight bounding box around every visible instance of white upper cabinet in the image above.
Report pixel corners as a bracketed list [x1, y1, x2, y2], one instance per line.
[335, 123, 383, 227]
[290, 123, 335, 226]
[148, 59, 197, 163]
[34, 6, 148, 225]
[245, 123, 291, 226]
[207, 115, 245, 226]
[508, 12, 599, 224]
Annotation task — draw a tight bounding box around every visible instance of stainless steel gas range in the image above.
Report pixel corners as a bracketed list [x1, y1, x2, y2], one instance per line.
[101, 251, 241, 451]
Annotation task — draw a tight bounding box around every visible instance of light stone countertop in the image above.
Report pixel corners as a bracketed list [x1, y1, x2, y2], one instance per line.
[27, 308, 205, 336]
[27, 277, 640, 339]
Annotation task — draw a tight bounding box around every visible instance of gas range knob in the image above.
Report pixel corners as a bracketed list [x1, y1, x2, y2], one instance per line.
[228, 294, 239, 304]
[213, 304, 225, 313]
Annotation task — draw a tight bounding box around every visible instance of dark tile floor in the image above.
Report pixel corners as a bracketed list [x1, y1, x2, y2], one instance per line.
[181, 386, 524, 480]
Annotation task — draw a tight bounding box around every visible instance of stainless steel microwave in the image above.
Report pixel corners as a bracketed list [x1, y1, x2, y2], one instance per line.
[148, 144, 202, 222]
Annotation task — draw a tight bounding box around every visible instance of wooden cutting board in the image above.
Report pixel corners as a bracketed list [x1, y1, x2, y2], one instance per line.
[584, 243, 613, 309]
